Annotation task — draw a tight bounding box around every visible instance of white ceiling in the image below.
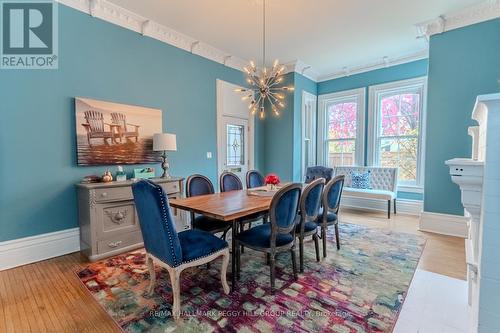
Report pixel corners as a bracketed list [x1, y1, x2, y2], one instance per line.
[108, 0, 484, 77]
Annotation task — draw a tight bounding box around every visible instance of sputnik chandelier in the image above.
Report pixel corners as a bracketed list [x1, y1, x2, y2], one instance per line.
[235, 0, 294, 119]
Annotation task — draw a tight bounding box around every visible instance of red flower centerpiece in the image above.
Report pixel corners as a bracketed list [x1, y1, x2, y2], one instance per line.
[264, 173, 280, 190]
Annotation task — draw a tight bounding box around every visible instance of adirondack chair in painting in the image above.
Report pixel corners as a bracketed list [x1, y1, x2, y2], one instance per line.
[111, 112, 140, 143]
[81, 110, 118, 146]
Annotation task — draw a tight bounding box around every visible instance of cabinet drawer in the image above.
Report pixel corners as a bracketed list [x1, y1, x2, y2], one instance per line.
[97, 231, 143, 254]
[94, 187, 132, 202]
[161, 181, 180, 194]
[96, 201, 139, 238]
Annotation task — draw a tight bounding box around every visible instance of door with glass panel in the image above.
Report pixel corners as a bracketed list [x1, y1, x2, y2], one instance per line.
[221, 116, 249, 182]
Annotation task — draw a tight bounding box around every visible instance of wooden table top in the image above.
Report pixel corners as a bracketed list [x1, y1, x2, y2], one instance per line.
[169, 190, 273, 222]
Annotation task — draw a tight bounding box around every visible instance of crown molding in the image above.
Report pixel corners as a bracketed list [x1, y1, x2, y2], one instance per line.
[282, 60, 320, 82]
[415, 0, 500, 41]
[317, 50, 429, 82]
[56, 0, 248, 72]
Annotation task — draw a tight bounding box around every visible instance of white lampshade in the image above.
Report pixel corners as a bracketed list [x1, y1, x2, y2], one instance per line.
[153, 133, 177, 151]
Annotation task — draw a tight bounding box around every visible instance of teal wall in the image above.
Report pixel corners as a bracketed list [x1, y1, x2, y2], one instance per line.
[317, 59, 429, 200]
[424, 18, 500, 216]
[0, 5, 254, 242]
[262, 72, 317, 182]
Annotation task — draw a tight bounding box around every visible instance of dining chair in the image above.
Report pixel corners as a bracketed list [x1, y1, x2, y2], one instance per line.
[305, 166, 334, 184]
[235, 183, 301, 291]
[220, 171, 265, 249]
[317, 175, 345, 256]
[186, 174, 231, 239]
[246, 170, 265, 188]
[219, 171, 243, 192]
[296, 178, 325, 272]
[132, 180, 230, 320]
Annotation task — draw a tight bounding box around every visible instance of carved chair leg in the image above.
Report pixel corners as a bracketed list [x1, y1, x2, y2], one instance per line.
[322, 227, 327, 258]
[168, 268, 182, 320]
[299, 237, 304, 273]
[387, 200, 391, 219]
[334, 223, 340, 250]
[394, 199, 397, 214]
[220, 249, 230, 294]
[269, 253, 276, 292]
[291, 248, 298, 280]
[146, 255, 156, 296]
[313, 234, 320, 262]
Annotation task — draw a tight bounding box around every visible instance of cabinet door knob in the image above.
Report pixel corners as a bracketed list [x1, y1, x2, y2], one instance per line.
[101, 192, 107, 197]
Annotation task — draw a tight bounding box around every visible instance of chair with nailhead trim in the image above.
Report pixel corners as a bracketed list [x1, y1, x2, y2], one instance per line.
[132, 180, 230, 320]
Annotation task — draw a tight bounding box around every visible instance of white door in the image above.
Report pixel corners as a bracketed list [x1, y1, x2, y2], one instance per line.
[216, 80, 254, 187]
[220, 116, 249, 181]
[301, 91, 318, 179]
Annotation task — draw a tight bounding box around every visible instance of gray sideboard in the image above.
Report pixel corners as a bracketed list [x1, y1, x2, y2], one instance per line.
[76, 177, 186, 261]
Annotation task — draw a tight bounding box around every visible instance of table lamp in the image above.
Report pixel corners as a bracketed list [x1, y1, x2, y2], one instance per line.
[153, 133, 177, 178]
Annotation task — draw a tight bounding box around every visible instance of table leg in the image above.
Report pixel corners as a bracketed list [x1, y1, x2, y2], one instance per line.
[231, 219, 237, 291]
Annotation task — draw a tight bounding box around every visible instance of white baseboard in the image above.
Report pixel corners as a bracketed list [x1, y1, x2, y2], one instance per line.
[0, 228, 80, 271]
[341, 197, 423, 216]
[419, 211, 468, 238]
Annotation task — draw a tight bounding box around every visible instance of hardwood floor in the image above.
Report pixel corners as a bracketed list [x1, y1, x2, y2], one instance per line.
[0, 209, 466, 333]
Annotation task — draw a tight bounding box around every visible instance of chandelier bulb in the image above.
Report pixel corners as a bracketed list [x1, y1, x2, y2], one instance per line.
[259, 110, 265, 119]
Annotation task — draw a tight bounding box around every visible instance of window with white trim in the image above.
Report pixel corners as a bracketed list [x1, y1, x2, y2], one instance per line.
[318, 88, 365, 167]
[368, 77, 426, 189]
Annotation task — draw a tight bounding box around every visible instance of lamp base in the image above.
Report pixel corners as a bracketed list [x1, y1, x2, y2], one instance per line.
[161, 152, 171, 179]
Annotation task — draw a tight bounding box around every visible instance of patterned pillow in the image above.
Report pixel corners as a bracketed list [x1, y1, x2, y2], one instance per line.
[351, 171, 371, 189]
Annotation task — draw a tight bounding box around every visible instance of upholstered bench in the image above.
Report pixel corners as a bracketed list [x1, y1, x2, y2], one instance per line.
[333, 166, 398, 218]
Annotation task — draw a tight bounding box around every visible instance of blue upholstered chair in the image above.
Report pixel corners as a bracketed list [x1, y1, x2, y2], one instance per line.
[220, 171, 265, 248]
[235, 183, 301, 291]
[296, 178, 325, 272]
[246, 170, 265, 188]
[219, 171, 243, 192]
[186, 174, 231, 238]
[317, 175, 345, 256]
[305, 166, 334, 184]
[132, 180, 230, 320]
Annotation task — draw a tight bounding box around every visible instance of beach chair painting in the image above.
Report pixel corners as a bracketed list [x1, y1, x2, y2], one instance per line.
[75, 98, 162, 166]
[111, 112, 140, 143]
[82, 110, 118, 146]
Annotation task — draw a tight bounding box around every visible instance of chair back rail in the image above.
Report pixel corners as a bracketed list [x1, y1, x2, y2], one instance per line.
[298, 178, 325, 235]
[132, 180, 182, 267]
[321, 175, 345, 226]
[269, 183, 302, 247]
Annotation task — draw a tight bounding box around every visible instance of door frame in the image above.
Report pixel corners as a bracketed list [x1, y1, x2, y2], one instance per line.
[301, 90, 318, 179]
[216, 79, 255, 186]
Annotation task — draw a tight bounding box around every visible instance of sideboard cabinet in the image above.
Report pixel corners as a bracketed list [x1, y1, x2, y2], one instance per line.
[76, 177, 186, 261]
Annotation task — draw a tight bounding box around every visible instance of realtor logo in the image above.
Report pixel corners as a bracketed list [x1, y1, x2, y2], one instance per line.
[1, 0, 58, 69]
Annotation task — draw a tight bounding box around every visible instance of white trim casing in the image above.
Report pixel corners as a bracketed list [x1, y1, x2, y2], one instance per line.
[318, 50, 429, 82]
[317, 88, 366, 167]
[0, 228, 80, 271]
[415, 1, 500, 41]
[419, 212, 468, 238]
[342, 197, 423, 216]
[367, 76, 427, 190]
[56, 0, 248, 71]
[301, 91, 318, 179]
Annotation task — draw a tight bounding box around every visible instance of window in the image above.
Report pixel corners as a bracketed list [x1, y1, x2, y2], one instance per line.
[368, 77, 426, 190]
[318, 88, 365, 167]
[226, 124, 244, 166]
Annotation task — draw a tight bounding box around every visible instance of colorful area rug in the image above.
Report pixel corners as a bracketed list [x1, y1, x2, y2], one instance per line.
[77, 223, 425, 333]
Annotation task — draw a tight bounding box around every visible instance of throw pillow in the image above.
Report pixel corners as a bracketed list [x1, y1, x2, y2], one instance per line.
[351, 171, 371, 189]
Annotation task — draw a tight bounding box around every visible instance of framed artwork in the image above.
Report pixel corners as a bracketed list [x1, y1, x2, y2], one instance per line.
[75, 97, 162, 166]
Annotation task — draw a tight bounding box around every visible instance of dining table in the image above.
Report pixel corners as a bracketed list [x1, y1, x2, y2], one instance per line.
[169, 188, 276, 291]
